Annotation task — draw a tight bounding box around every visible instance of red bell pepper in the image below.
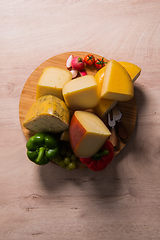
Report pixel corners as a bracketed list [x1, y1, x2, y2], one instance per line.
[79, 140, 114, 171]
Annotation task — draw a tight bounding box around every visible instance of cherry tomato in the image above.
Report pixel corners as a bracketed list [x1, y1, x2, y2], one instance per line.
[84, 54, 95, 65]
[95, 57, 107, 69]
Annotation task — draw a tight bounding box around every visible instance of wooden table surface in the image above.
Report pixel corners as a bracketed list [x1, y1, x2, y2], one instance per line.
[1, 1, 160, 239]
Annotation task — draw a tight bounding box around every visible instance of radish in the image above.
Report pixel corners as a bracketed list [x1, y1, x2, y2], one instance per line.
[79, 69, 87, 77]
[71, 56, 84, 71]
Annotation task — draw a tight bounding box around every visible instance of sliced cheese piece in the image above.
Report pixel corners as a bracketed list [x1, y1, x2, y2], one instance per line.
[119, 61, 141, 83]
[63, 75, 99, 110]
[60, 130, 70, 141]
[69, 111, 111, 158]
[36, 66, 72, 100]
[101, 59, 134, 101]
[94, 99, 117, 118]
[23, 95, 70, 133]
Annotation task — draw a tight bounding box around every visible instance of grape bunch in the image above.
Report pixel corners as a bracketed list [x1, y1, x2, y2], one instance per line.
[52, 141, 78, 170]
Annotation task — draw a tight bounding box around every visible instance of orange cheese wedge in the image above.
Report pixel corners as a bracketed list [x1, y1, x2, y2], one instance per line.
[69, 111, 111, 158]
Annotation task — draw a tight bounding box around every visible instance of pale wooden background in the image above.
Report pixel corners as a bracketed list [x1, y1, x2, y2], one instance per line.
[0, 1, 160, 239]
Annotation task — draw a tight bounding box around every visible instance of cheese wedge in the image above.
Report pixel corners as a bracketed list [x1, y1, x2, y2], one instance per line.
[94, 66, 117, 118]
[36, 66, 72, 100]
[94, 99, 117, 118]
[63, 75, 99, 110]
[119, 61, 141, 83]
[69, 111, 111, 157]
[94, 66, 107, 96]
[94, 62, 141, 117]
[60, 131, 70, 141]
[101, 59, 134, 101]
[23, 95, 70, 133]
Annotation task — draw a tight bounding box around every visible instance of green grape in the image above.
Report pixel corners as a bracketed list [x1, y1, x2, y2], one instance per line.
[68, 162, 76, 170]
[58, 141, 78, 170]
[66, 166, 72, 171]
[58, 160, 66, 168]
[66, 150, 72, 157]
[64, 157, 70, 165]
[72, 161, 77, 166]
[52, 154, 61, 164]
[60, 144, 67, 156]
[70, 154, 77, 161]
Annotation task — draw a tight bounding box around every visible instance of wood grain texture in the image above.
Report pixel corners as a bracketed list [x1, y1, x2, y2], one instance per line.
[19, 51, 137, 169]
[0, 1, 160, 240]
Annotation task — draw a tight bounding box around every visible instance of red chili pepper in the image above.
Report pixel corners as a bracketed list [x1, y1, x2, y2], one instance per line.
[79, 140, 114, 171]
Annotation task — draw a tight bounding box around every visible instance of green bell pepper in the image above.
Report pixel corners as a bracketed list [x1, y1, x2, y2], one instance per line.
[26, 132, 59, 165]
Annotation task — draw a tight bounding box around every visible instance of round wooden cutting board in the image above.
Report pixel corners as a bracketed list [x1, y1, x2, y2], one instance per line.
[19, 51, 137, 169]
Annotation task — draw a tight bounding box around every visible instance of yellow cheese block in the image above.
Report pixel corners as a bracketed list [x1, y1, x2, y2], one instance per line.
[23, 95, 70, 133]
[101, 59, 134, 101]
[36, 66, 72, 100]
[119, 61, 141, 83]
[69, 111, 111, 157]
[62, 75, 99, 110]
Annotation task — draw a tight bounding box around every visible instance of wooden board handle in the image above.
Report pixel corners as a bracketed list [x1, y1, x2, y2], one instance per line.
[117, 121, 128, 140]
[109, 127, 118, 147]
